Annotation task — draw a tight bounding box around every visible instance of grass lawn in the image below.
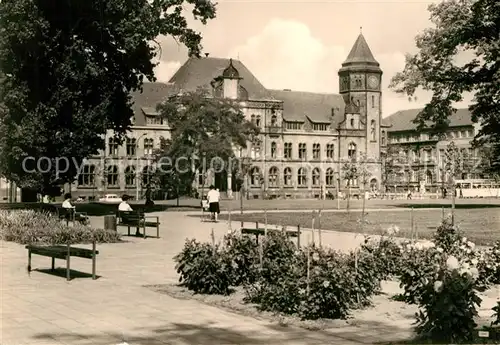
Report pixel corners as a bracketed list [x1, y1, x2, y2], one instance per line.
[219, 208, 500, 246]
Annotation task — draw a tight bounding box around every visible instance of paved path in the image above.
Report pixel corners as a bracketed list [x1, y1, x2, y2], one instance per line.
[0, 211, 428, 345]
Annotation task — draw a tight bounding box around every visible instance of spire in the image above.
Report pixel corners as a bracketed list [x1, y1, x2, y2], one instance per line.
[342, 33, 379, 66]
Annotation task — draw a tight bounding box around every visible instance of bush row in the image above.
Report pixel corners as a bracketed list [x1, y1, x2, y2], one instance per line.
[174, 219, 500, 343]
[0, 210, 121, 244]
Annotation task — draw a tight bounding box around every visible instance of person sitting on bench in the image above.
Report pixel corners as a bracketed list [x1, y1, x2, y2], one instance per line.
[118, 195, 142, 236]
[62, 193, 88, 224]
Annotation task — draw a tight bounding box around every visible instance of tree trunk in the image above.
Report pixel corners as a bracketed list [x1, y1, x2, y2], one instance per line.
[361, 187, 366, 231]
[347, 184, 351, 214]
[451, 182, 456, 225]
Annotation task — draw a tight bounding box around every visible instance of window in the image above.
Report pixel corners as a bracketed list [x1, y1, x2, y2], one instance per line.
[371, 95, 375, 108]
[426, 170, 433, 184]
[326, 144, 335, 159]
[108, 138, 119, 156]
[312, 123, 329, 131]
[268, 167, 278, 187]
[312, 143, 320, 159]
[270, 114, 277, 126]
[255, 115, 261, 127]
[250, 167, 260, 186]
[270, 142, 277, 158]
[297, 168, 307, 186]
[298, 143, 307, 160]
[78, 165, 95, 186]
[370, 178, 378, 191]
[285, 121, 303, 130]
[251, 115, 256, 123]
[142, 166, 154, 186]
[107, 165, 119, 186]
[370, 120, 376, 141]
[350, 118, 355, 128]
[144, 138, 154, 155]
[312, 168, 320, 186]
[326, 168, 335, 186]
[348, 142, 357, 160]
[146, 116, 166, 125]
[126, 138, 136, 156]
[284, 167, 292, 186]
[125, 166, 136, 186]
[467, 129, 474, 137]
[284, 142, 292, 159]
[381, 130, 386, 146]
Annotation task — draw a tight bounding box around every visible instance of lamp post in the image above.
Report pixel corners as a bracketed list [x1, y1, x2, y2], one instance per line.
[136, 132, 148, 201]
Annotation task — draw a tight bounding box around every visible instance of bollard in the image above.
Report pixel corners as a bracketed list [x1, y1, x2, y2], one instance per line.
[104, 214, 117, 231]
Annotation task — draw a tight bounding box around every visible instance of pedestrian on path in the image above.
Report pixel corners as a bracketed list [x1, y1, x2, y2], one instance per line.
[207, 185, 220, 222]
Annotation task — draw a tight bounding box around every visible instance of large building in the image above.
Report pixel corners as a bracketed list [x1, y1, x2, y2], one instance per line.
[383, 108, 481, 194]
[68, 33, 389, 199]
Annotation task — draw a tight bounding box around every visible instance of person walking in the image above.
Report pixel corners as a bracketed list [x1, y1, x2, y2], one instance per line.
[144, 184, 154, 207]
[207, 185, 220, 222]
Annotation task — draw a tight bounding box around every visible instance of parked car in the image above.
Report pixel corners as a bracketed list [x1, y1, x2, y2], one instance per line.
[98, 194, 122, 204]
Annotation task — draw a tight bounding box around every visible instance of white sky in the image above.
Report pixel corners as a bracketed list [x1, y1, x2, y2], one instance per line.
[153, 0, 472, 117]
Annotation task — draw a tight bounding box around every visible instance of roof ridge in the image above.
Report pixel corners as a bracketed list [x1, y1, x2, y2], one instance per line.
[269, 89, 341, 96]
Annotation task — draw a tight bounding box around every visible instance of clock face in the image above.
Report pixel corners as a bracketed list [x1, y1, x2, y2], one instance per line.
[368, 76, 379, 89]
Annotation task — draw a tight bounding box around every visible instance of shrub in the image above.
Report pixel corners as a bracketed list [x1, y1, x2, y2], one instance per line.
[414, 256, 482, 343]
[360, 234, 403, 280]
[477, 241, 500, 287]
[174, 239, 234, 295]
[347, 249, 383, 306]
[433, 218, 463, 254]
[223, 233, 259, 285]
[0, 210, 121, 244]
[297, 246, 357, 320]
[493, 301, 500, 327]
[260, 230, 299, 284]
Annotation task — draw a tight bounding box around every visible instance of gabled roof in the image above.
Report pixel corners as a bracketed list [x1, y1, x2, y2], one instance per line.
[268, 90, 345, 125]
[130, 82, 176, 126]
[384, 108, 473, 132]
[343, 34, 379, 65]
[169, 57, 271, 100]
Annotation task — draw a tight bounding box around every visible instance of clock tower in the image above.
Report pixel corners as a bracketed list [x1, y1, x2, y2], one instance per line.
[338, 31, 383, 161]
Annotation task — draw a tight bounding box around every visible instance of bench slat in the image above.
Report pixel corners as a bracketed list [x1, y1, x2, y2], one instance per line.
[26, 245, 98, 259]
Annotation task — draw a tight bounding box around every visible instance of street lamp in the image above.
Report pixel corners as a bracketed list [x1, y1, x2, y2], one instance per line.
[136, 132, 149, 201]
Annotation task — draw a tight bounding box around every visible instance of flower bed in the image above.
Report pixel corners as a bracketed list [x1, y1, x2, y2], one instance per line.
[0, 210, 121, 244]
[168, 217, 500, 343]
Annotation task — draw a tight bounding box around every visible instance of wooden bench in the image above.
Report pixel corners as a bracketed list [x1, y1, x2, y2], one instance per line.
[241, 227, 299, 243]
[26, 243, 98, 281]
[116, 210, 160, 238]
[56, 207, 88, 225]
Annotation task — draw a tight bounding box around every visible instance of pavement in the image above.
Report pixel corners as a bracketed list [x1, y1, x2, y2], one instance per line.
[0, 211, 451, 345]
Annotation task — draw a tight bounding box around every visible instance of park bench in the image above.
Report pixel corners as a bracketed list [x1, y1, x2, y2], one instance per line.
[56, 207, 89, 225]
[116, 210, 160, 238]
[241, 227, 299, 243]
[26, 243, 98, 281]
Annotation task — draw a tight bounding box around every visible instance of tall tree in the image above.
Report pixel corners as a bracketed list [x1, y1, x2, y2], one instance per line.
[444, 141, 469, 223]
[152, 90, 259, 196]
[390, 0, 500, 171]
[0, 0, 216, 193]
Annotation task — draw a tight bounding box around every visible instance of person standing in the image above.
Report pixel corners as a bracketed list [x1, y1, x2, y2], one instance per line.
[144, 184, 154, 207]
[207, 185, 220, 222]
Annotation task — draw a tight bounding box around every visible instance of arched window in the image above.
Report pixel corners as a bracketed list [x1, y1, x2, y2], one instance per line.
[326, 168, 334, 186]
[125, 166, 136, 186]
[426, 170, 433, 184]
[250, 167, 260, 186]
[348, 142, 357, 160]
[251, 114, 256, 123]
[350, 118, 355, 128]
[269, 167, 278, 187]
[78, 164, 95, 186]
[297, 168, 307, 186]
[312, 168, 320, 186]
[144, 138, 154, 155]
[271, 114, 277, 126]
[142, 165, 154, 186]
[370, 178, 378, 191]
[370, 120, 376, 141]
[270, 142, 277, 158]
[284, 167, 292, 186]
[381, 130, 386, 146]
[255, 115, 261, 127]
[107, 165, 119, 186]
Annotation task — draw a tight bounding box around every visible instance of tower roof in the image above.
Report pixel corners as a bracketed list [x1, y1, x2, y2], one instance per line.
[222, 58, 241, 79]
[343, 33, 379, 65]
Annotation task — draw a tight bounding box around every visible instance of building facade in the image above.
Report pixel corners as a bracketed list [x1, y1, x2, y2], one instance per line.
[68, 33, 388, 199]
[384, 108, 481, 194]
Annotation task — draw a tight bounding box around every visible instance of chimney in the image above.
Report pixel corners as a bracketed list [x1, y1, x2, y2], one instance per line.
[205, 53, 209, 57]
